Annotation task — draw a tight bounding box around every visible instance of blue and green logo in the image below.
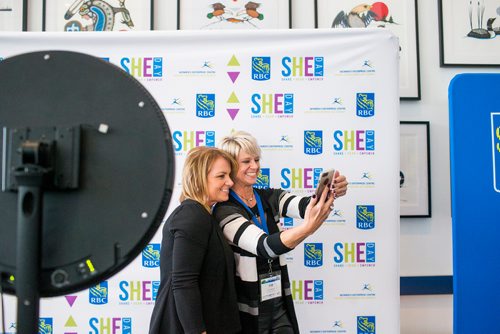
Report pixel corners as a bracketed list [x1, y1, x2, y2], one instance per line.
[357, 316, 375, 334]
[356, 93, 375, 117]
[356, 205, 375, 230]
[252, 57, 271, 81]
[196, 94, 216, 118]
[304, 243, 323, 267]
[304, 131, 323, 155]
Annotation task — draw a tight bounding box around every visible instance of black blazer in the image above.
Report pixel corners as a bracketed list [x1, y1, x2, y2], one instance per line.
[149, 199, 241, 334]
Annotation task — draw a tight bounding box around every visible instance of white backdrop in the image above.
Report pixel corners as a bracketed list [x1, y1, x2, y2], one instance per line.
[0, 29, 399, 334]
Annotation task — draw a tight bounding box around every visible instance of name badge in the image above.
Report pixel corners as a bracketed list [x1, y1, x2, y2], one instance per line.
[259, 271, 282, 302]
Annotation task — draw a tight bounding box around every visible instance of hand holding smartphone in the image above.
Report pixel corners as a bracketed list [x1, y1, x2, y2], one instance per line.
[314, 169, 335, 198]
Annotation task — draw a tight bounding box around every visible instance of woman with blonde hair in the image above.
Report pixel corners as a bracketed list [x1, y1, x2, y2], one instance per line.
[149, 146, 241, 334]
[214, 131, 348, 334]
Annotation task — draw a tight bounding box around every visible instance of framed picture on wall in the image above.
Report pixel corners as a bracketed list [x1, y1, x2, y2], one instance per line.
[400, 121, 431, 218]
[439, 0, 500, 66]
[43, 0, 153, 31]
[314, 0, 421, 100]
[0, 0, 27, 31]
[177, 0, 291, 30]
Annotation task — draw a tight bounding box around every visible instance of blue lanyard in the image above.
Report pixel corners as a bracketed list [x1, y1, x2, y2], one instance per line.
[230, 189, 268, 234]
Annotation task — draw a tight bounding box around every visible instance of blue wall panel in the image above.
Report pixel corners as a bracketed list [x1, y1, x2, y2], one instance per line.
[449, 74, 500, 334]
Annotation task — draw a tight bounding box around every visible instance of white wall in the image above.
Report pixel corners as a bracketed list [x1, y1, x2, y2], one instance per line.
[401, 295, 453, 334]
[23, 0, 500, 332]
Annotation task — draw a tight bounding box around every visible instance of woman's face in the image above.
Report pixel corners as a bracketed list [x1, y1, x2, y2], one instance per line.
[206, 157, 234, 206]
[235, 150, 260, 186]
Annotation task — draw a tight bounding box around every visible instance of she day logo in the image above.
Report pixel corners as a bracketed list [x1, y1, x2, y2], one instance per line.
[120, 57, 163, 78]
[292, 279, 324, 301]
[118, 280, 160, 302]
[281, 56, 324, 78]
[333, 242, 376, 265]
[333, 130, 375, 153]
[250, 93, 294, 116]
[173, 130, 216, 153]
[89, 317, 132, 334]
[280, 167, 322, 191]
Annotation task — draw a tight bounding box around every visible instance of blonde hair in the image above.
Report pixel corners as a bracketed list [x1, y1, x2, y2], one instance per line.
[180, 146, 237, 212]
[218, 130, 261, 161]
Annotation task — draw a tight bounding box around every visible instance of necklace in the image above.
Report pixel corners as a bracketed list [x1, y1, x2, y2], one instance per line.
[235, 189, 254, 202]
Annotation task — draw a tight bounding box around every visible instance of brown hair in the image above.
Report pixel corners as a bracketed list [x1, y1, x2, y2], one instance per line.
[180, 146, 237, 212]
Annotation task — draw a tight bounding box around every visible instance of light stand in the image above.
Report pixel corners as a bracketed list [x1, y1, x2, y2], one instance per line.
[15, 164, 43, 334]
[8, 135, 77, 333]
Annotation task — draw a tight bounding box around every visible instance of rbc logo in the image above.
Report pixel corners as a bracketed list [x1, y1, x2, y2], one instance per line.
[357, 316, 376, 334]
[120, 57, 162, 77]
[282, 57, 324, 77]
[356, 93, 375, 117]
[304, 131, 323, 155]
[304, 243, 323, 267]
[196, 94, 216, 118]
[173, 131, 216, 152]
[39, 318, 53, 334]
[292, 280, 323, 300]
[89, 317, 132, 334]
[255, 168, 270, 189]
[89, 282, 108, 305]
[356, 205, 375, 230]
[333, 130, 375, 151]
[252, 57, 271, 81]
[142, 243, 160, 268]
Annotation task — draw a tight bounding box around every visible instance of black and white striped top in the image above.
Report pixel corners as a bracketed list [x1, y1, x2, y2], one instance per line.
[213, 188, 310, 334]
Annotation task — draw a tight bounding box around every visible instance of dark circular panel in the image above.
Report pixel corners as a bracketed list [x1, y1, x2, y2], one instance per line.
[0, 51, 174, 297]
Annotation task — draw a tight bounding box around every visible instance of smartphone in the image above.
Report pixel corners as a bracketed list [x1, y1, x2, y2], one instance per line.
[314, 169, 335, 198]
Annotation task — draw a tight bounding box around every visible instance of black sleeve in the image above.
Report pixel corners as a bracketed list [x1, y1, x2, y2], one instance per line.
[169, 203, 211, 334]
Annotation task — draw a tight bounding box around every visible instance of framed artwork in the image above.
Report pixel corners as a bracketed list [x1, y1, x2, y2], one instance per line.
[314, 0, 421, 100]
[43, 0, 154, 32]
[0, 0, 27, 31]
[400, 121, 431, 218]
[439, 0, 500, 66]
[177, 0, 291, 30]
